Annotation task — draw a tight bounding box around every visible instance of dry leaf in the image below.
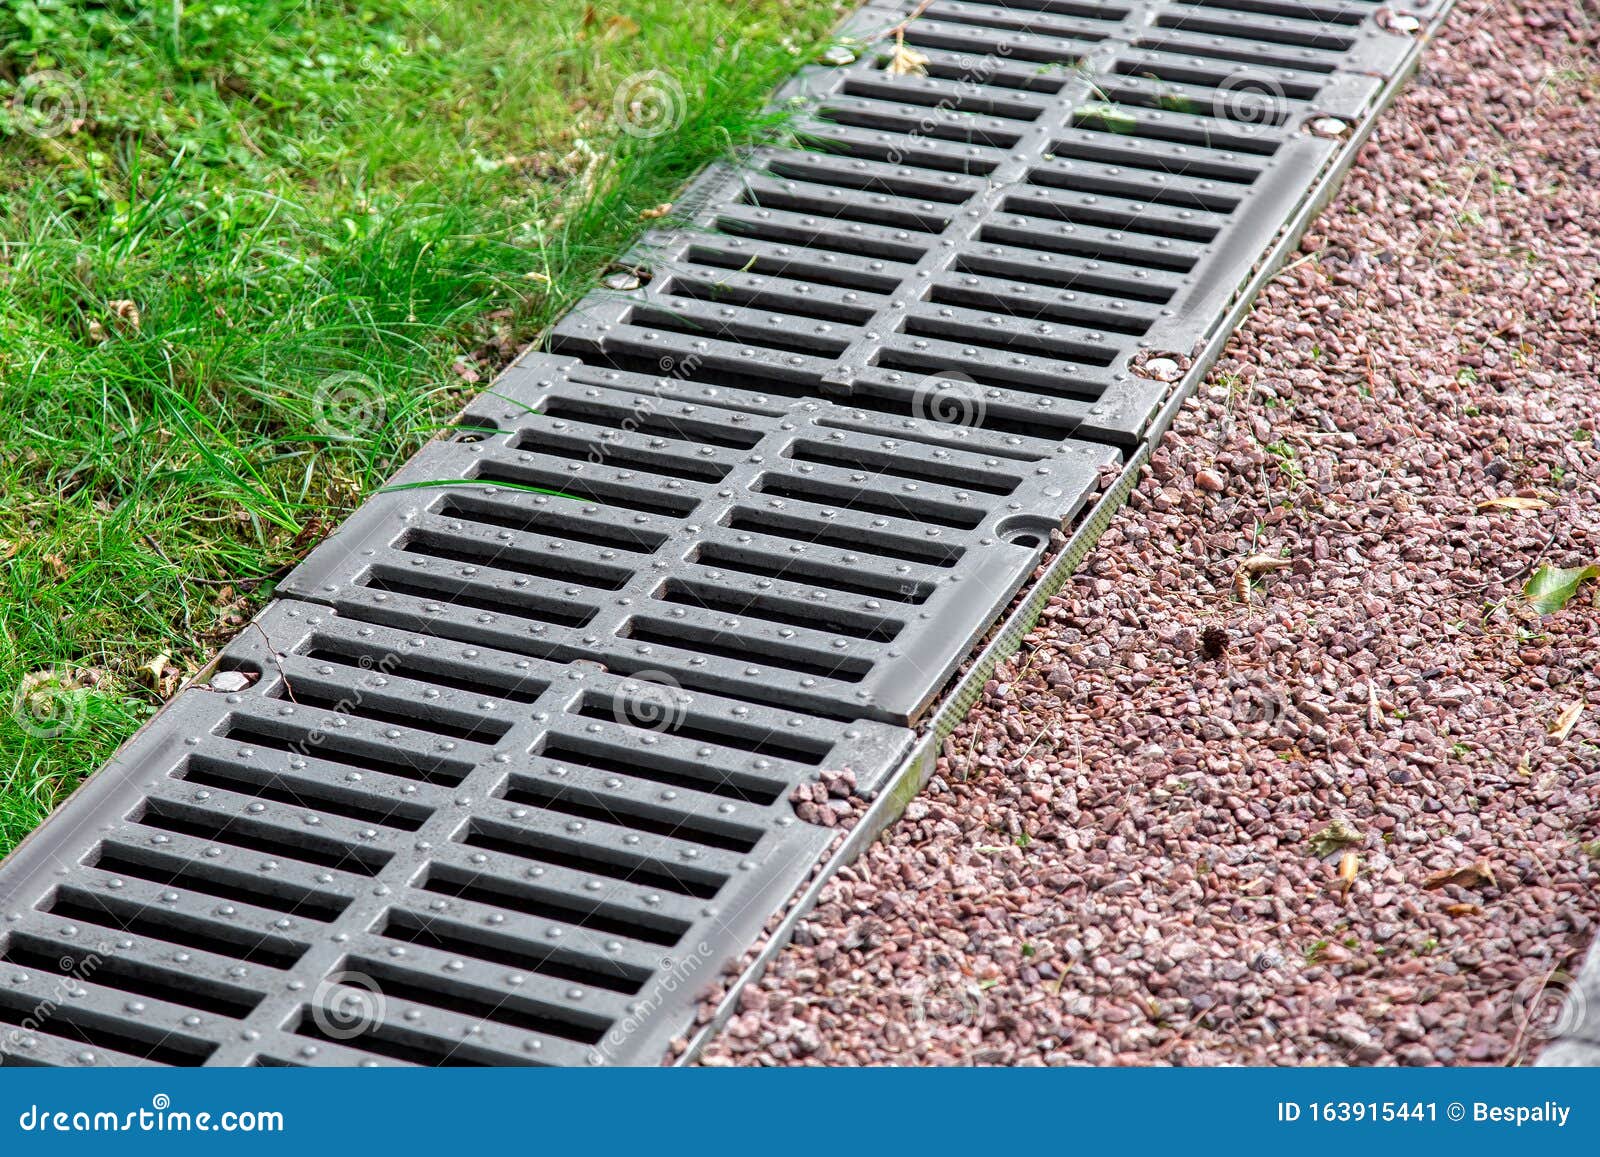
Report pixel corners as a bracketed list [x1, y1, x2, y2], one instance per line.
[43, 553, 69, 579]
[139, 653, 171, 688]
[1337, 851, 1359, 899]
[108, 299, 141, 332]
[1309, 817, 1362, 857]
[1477, 495, 1549, 511]
[1423, 859, 1497, 891]
[604, 13, 640, 39]
[1444, 902, 1483, 917]
[85, 318, 108, 344]
[1233, 553, 1291, 603]
[639, 202, 673, 220]
[1241, 553, 1293, 575]
[1549, 701, 1583, 742]
[886, 31, 929, 76]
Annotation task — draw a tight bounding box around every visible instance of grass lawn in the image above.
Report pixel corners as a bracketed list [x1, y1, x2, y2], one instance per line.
[0, 0, 850, 855]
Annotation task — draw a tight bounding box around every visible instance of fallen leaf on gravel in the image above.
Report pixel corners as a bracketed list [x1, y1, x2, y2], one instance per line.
[1548, 701, 1583, 742]
[1233, 553, 1292, 603]
[1337, 851, 1359, 898]
[1309, 818, 1363, 857]
[1444, 903, 1483, 917]
[886, 32, 929, 76]
[1423, 859, 1496, 891]
[1477, 495, 1549, 511]
[1523, 563, 1600, 614]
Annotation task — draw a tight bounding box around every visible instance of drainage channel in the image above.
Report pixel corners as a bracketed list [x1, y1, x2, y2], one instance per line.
[0, 0, 1453, 1067]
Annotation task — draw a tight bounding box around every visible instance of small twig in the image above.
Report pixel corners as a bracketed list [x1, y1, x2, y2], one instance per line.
[251, 621, 296, 703]
[879, 0, 935, 40]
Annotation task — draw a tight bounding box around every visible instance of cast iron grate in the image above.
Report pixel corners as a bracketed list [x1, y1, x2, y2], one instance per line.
[0, 0, 1449, 1065]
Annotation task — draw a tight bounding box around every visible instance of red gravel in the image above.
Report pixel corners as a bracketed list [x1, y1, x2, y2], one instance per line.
[700, 0, 1600, 1066]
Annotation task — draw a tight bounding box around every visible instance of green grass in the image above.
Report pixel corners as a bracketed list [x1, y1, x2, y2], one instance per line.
[0, 0, 851, 854]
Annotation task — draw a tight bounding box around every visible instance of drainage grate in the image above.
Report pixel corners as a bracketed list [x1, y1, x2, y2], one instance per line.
[0, 0, 1451, 1065]
[278, 354, 1116, 727]
[0, 601, 908, 1066]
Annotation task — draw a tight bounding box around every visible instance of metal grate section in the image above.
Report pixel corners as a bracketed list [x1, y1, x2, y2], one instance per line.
[0, 600, 908, 1066]
[277, 353, 1116, 727]
[0, 0, 1451, 1065]
[560, 0, 1437, 446]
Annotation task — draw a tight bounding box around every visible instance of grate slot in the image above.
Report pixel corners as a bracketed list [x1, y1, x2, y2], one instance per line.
[435, 494, 668, 552]
[628, 303, 853, 359]
[398, 529, 633, 593]
[753, 472, 986, 530]
[290, 1009, 489, 1067]
[341, 957, 609, 1045]
[220, 721, 474, 787]
[571, 698, 830, 766]
[539, 393, 764, 449]
[788, 439, 1022, 495]
[91, 845, 348, 924]
[300, 646, 545, 706]
[501, 776, 762, 854]
[378, 910, 649, 995]
[682, 238, 907, 294]
[460, 820, 724, 901]
[955, 244, 1181, 301]
[739, 177, 955, 233]
[720, 510, 959, 568]
[926, 278, 1156, 335]
[419, 863, 689, 947]
[656, 577, 903, 643]
[0, 989, 217, 1066]
[268, 678, 512, 745]
[662, 275, 880, 327]
[143, 788, 402, 867]
[1154, 11, 1356, 51]
[1130, 33, 1338, 73]
[2, 934, 264, 1018]
[474, 462, 701, 518]
[362, 571, 598, 630]
[46, 886, 308, 971]
[1111, 54, 1325, 100]
[816, 103, 1026, 151]
[621, 617, 873, 682]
